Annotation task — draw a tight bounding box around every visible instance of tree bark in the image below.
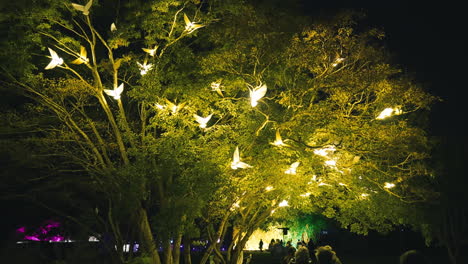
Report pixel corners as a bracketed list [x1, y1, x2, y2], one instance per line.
[183, 235, 192, 264]
[137, 207, 161, 264]
[172, 233, 183, 264]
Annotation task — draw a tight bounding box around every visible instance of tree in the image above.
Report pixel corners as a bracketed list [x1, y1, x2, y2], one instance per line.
[1, 2, 438, 264]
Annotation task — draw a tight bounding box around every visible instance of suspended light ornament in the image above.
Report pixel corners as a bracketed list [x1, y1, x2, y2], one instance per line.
[44, 48, 64, 70]
[249, 83, 267, 107]
[210, 81, 224, 97]
[71, 0, 93, 16]
[194, 114, 213, 128]
[271, 130, 287, 147]
[137, 60, 153, 75]
[142, 45, 158, 57]
[104, 83, 124, 100]
[184, 13, 204, 34]
[285, 162, 300, 175]
[376, 107, 402, 120]
[231, 146, 252, 169]
[71, 46, 89, 65]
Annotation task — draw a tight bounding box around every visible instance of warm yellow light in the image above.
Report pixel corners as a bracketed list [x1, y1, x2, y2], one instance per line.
[110, 22, 117, 32]
[300, 193, 311, 197]
[265, 186, 274, 191]
[184, 13, 204, 33]
[231, 146, 252, 169]
[384, 182, 396, 189]
[72, 0, 93, 16]
[285, 161, 300, 175]
[278, 200, 289, 207]
[45, 48, 64, 70]
[249, 83, 267, 107]
[104, 83, 124, 100]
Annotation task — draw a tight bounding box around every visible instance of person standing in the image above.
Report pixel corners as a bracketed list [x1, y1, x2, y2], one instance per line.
[259, 239, 264, 252]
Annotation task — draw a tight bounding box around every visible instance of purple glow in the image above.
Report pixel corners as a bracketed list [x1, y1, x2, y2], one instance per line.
[19, 220, 65, 242]
[24, 235, 40, 241]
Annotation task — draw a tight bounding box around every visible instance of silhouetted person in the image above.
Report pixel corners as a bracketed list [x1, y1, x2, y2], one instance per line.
[307, 239, 316, 258]
[400, 250, 428, 264]
[294, 244, 311, 264]
[259, 239, 264, 252]
[315, 245, 342, 264]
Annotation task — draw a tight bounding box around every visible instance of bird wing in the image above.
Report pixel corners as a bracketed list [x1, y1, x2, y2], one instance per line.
[115, 83, 124, 94]
[183, 13, 191, 26]
[233, 147, 240, 163]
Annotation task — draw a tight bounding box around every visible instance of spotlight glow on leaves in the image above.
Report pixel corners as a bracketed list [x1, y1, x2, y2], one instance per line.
[231, 146, 252, 169]
[249, 83, 267, 107]
[44, 48, 63, 70]
[104, 83, 124, 100]
[71, 0, 93, 16]
[278, 200, 289, 207]
[384, 182, 396, 189]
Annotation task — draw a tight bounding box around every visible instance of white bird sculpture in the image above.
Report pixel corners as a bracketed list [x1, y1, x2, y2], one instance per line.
[231, 146, 252, 169]
[285, 162, 300, 175]
[194, 114, 213, 128]
[104, 83, 124, 100]
[71, 46, 89, 65]
[45, 48, 64, 70]
[71, 0, 93, 16]
[184, 13, 204, 34]
[249, 83, 267, 107]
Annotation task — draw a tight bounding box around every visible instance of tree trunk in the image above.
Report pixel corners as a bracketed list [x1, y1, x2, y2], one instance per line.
[172, 233, 183, 264]
[183, 235, 192, 264]
[137, 207, 161, 264]
[163, 239, 173, 264]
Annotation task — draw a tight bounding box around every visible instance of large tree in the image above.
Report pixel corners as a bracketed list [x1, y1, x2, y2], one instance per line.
[1, 1, 438, 264]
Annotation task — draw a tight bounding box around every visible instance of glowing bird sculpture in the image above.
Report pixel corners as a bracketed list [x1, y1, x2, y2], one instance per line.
[45, 48, 64, 70]
[210, 81, 224, 97]
[231, 146, 252, 169]
[384, 182, 396, 189]
[110, 23, 117, 32]
[194, 114, 213, 128]
[271, 130, 287, 147]
[137, 60, 153, 75]
[376, 107, 402, 120]
[183, 13, 204, 34]
[285, 161, 300, 175]
[71, 46, 89, 65]
[249, 83, 267, 107]
[278, 200, 289, 207]
[164, 99, 186, 114]
[104, 83, 124, 100]
[72, 0, 93, 16]
[142, 45, 158, 57]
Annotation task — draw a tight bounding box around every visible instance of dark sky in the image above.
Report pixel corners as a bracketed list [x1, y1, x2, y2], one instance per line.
[363, 7, 466, 137]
